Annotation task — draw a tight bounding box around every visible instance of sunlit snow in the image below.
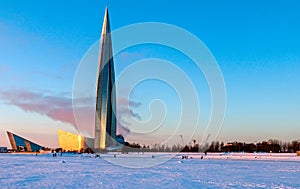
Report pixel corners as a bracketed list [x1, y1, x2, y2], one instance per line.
[1, 153, 299, 188]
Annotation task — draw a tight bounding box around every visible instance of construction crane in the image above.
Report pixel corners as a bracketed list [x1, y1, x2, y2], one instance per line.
[179, 135, 184, 146]
[204, 133, 211, 145]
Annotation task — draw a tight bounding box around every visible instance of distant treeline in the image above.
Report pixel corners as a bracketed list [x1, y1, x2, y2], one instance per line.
[122, 139, 300, 153]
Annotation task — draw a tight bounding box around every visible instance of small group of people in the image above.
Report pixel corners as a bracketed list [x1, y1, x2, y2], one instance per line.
[181, 155, 204, 159]
[52, 152, 62, 157]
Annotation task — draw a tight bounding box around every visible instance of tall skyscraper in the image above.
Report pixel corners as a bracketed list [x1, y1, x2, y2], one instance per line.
[94, 7, 117, 150]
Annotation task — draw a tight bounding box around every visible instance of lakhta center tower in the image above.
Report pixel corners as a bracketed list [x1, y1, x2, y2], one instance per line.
[94, 7, 117, 150]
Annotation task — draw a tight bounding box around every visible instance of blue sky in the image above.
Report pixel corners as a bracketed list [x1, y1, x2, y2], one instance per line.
[0, 0, 299, 147]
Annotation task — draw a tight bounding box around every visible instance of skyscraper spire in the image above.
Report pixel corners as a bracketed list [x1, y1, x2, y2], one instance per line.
[94, 7, 116, 150]
[101, 7, 110, 36]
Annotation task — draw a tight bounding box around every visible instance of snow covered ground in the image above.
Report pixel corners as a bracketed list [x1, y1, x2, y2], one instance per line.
[1, 153, 299, 188]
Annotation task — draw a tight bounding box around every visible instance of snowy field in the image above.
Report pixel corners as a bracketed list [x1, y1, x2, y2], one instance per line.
[1, 153, 300, 189]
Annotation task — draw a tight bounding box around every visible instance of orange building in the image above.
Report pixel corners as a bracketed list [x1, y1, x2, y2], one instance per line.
[57, 130, 94, 152]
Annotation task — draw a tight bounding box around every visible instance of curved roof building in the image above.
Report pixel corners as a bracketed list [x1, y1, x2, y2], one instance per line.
[7, 131, 44, 152]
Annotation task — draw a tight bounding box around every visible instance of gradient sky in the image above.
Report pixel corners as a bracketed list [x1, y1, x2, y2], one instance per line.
[0, 0, 299, 148]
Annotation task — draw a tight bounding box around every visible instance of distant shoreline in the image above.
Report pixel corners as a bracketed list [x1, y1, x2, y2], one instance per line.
[1, 152, 300, 162]
[186, 152, 300, 162]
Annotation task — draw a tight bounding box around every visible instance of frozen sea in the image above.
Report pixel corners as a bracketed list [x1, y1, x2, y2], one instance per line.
[0, 153, 299, 189]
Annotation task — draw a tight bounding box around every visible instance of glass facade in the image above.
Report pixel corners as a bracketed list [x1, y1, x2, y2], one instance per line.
[7, 131, 44, 152]
[94, 7, 117, 150]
